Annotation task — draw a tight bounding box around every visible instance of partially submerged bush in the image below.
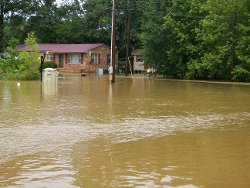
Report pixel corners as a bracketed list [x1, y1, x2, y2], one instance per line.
[232, 63, 250, 82]
[0, 32, 40, 80]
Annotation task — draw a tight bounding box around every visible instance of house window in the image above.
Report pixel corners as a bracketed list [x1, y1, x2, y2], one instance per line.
[107, 54, 111, 64]
[68, 54, 82, 64]
[46, 53, 54, 62]
[91, 54, 100, 64]
[136, 55, 143, 62]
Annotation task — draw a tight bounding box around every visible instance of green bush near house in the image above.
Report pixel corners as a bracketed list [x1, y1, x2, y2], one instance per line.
[42, 61, 58, 69]
[0, 58, 40, 80]
[0, 32, 40, 80]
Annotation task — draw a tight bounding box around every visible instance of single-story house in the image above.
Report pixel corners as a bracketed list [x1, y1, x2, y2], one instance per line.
[131, 49, 146, 73]
[16, 43, 117, 73]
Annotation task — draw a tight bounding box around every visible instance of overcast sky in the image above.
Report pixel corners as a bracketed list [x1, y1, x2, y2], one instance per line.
[56, 0, 63, 5]
[56, 0, 73, 5]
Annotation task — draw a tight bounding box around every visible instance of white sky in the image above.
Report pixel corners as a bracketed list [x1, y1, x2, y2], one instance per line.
[56, 0, 73, 5]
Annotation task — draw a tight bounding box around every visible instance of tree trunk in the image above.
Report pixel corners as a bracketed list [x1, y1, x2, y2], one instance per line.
[231, 4, 237, 70]
[0, 4, 4, 53]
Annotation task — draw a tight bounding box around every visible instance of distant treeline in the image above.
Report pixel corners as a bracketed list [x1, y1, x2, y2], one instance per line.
[0, 0, 249, 81]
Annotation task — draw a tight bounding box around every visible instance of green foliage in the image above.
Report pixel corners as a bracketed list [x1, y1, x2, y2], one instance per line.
[6, 38, 19, 57]
[232, 61, 250, 82]
[24, 32, 38, 51]
[140, 0, 205, 79]
[1, 0, 249, 82]
[0, 32, 40, 80]
[140, 0, 170, 69]
[42, 61, 58, 69]
[186, 54, 231, 80]
[18, 32, 40, 80]
[0, 0, 33, 51]
[0, 58, 22, 80]
[140, 0, 250, 82]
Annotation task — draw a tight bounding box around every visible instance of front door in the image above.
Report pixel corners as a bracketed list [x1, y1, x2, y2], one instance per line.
[59, 54, 64, 68]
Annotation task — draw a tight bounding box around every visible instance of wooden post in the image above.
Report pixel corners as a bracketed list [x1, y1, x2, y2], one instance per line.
[40, 52, 46, 82]
[125, 0, 131, 76]
[111, 0, 117, 83]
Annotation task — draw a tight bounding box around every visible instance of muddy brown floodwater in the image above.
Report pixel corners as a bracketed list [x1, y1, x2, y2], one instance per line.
[0, 74, 250, 188]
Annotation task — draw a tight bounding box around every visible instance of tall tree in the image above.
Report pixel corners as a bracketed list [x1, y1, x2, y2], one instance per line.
[192, 0, 235, 80]
[140, 0, 171, 64]
[163, 0, 206, 78]
[0, 0, 32, 52]
[53, 1, 86, 43]
[191, 0, 249, 80]
[24, 0, 59, 43]
[80, 0, 112, 44]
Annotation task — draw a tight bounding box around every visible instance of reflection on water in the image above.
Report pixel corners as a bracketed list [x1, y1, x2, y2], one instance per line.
[72, 128, 250, 188]
[0, 74, 250, 187]
[0, 154, 77, 188]
[42, 83, 58, 97]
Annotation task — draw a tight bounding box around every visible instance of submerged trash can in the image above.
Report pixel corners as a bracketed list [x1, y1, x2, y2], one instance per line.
[42, 68, 58, 83]
[96, 68, 103, 75]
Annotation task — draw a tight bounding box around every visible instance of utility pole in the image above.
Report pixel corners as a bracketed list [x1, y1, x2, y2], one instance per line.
[111, 0, 117, 83]
[125, 0, 131, 76]
[40, 53, 46, 82]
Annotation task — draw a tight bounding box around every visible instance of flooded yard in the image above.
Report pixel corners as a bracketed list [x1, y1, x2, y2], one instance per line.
[0, 74, 250, 187]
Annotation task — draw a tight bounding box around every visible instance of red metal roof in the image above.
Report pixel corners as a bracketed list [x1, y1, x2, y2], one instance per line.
[16, 43, 105, 53]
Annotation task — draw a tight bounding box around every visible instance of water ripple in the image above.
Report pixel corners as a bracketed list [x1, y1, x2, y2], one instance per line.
[0, 112, 249, 164]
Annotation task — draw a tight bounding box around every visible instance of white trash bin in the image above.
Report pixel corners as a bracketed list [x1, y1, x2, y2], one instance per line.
[96, 68, 103, 75]
[42, 68, 58, 83]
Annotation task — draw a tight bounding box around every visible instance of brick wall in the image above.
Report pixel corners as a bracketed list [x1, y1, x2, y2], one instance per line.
[54, 54, 58, 65]
[54, 45, 117, 73]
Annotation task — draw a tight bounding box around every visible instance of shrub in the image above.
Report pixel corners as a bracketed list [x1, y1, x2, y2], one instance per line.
[232, 63, 250, 82]
[0, 32, 41, 80]
[42, 61, 58, 69]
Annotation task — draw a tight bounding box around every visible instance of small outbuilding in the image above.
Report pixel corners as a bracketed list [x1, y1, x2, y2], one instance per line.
[131, 49, 145, 73]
